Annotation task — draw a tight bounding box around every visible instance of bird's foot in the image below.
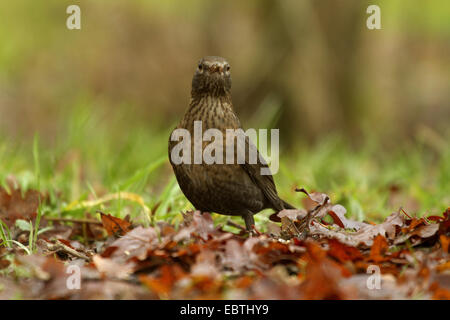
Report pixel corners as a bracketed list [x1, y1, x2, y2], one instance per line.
[250, 224, 262, 237]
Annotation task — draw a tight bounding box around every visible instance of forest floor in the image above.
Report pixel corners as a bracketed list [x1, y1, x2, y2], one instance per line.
[0, 113, 449, 299]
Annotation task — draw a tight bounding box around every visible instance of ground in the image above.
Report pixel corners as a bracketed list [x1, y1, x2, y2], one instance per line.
[0, 112, 449, 299]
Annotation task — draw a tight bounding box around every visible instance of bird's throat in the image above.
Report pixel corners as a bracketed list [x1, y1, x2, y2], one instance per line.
[183, 94, 239, 132]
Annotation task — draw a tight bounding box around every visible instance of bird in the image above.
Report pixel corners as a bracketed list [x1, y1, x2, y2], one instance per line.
[168, 56, 295, 232]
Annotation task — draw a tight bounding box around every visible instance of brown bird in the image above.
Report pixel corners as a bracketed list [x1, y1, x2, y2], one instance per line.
[169, 56, 295, 231]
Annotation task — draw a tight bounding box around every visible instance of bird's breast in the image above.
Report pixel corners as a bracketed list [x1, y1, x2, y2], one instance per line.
[181, 96, 240, 132]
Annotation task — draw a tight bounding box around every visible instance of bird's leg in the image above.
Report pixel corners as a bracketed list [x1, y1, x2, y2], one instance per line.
[243, 212, 254, 231]
[242, 211, 257, 236]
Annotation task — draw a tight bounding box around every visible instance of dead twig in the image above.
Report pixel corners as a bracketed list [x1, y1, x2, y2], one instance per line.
[226, 220, 247, 232]
[45, 217, 102, 225]
[45, 239, 91, 262]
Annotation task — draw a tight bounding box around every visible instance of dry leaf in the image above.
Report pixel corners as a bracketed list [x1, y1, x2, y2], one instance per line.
[100, 212, 132, 236]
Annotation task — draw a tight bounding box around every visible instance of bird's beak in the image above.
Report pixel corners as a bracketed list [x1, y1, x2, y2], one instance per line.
[209, 65, 223, 73]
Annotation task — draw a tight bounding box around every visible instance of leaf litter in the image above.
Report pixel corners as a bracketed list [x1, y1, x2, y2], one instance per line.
[0, 186, 448, 300]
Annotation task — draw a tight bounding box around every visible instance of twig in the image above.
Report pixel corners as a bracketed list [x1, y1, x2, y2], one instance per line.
[45, 217, 102, 225]
[400, 207, 412, 220]
[45, 239, 91, 262]
[226, 220, 247, 232]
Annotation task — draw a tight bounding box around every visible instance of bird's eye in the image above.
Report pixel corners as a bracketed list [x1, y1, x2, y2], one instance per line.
[226, 65, 230, 72]
[198, 64, 203, 71]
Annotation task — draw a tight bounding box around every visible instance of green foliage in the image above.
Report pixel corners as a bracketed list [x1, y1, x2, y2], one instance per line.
[0, 219, 12, 248]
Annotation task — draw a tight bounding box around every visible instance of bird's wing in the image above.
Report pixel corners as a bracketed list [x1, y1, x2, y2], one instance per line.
[237, 134, 284, 211]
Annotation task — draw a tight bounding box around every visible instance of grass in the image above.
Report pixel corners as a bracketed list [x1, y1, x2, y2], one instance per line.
[0, 105, 448, 236]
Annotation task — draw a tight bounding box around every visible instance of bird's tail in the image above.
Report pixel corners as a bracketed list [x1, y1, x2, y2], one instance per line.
[281, 199, 296, 210]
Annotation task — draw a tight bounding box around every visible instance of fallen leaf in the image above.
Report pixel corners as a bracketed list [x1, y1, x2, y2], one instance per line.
[327, 239, 363, 263]
[368, 235, 389, 263]
[223, 239, 249, 272]
[327, 205, 369, 230]
[174, 211, 216, 241]
[299, 242, 354, 299]
[93, 255, 134, 279]
[191, 250, 219, 278]
[0, 187, 40, 227]
[394, 223, 439, 245]
[430, 282, 450, 300]
[278, 209, 308, 221]
[139, 264, 186, 297]
[309, 211, 405, 247]
[440, 235, 449, 253]
[106, 226, 159, 263]
[100, 212, 132, 236]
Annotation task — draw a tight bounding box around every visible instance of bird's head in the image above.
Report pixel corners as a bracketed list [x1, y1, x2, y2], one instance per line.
[191, 56, 232, 97]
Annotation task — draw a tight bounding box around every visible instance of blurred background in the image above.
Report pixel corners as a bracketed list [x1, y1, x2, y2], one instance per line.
[0, 0, 449, 222]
